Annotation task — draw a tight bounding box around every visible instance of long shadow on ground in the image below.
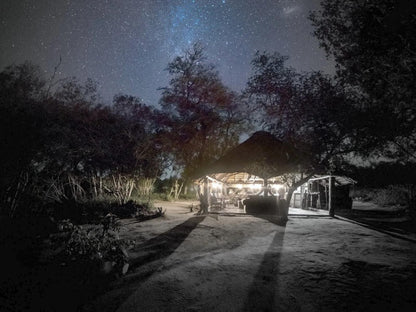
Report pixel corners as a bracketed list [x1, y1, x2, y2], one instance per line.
[244, 219, 286, 312]
[82, 215, 206, 312]
[128, 215, 206, 269]
[288, 214, 331, 218]
[333, 212, 416, 244]
[248, 213, 288, 226]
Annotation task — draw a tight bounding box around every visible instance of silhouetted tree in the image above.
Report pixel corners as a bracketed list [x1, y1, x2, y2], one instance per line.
[310, 0, 416, 160]
[112, 94, 169, 178]
[160, 43, 247, 182]
[246, 52, 358, 206]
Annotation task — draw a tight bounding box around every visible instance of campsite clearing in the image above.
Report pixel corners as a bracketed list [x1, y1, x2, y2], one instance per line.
[85, 201, 416, 312]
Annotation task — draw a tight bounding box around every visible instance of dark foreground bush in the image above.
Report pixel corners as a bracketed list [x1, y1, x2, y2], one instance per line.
[109, 200, 149, 219]
[49, 215, 132, 276]
[0, 212, 135, 311]
[0, 199, 165, 311]
[49, 199, 154, 224]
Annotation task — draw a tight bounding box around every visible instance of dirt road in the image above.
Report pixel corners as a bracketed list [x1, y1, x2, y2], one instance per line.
[85, 201, 416, 312]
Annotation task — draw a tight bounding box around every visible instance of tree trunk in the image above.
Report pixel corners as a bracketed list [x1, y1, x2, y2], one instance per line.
[328, 176, 335, 217]
[282, 173, 315, 220]
[199, 178, 209, 214]
[168, 179, 184, 201]
[283, 188, 295, 220]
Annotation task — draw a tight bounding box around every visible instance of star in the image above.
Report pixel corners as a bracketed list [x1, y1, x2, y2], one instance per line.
[0, 0, 333, 105]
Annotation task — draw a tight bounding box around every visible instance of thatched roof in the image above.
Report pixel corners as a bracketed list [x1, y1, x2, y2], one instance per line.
[200, 131, 309, 179]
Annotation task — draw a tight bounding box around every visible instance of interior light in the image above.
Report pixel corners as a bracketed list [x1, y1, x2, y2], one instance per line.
[211, 182, 222, 189]
[271, 184, 284, 190]
[250, 184, 262, 190]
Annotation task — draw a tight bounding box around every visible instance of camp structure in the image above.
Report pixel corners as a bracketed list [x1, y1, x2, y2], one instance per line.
[195, 131, 308, 217]
[195, 131, 356, 217]
[301, 175, 356, 216]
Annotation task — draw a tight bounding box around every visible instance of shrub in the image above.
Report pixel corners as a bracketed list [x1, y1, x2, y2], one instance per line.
[179, 193, 198, 200]
[50, 199, 155, 224]
[53, 215, 132, 276]
[372, 185, 408, 207]
[150, 192, 171, 201]
[353, 186, 408, 207]
[109, 200, 149, 219]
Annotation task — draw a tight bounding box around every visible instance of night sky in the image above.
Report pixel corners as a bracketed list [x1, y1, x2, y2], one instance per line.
[0, 0, 333, 105]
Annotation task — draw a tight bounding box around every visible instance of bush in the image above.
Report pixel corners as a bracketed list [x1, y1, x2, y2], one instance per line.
[353, 186, 408, 207]
[179, 192, 198, 200]
[48, 199, 155, 224]
[52, 215, 132, 276]
[109, 200, 149, 218]
[150, 192, 171, 201]
[372, 186, 408, 207]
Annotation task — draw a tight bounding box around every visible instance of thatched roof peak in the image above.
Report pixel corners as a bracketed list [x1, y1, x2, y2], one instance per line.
[249, 131, 283, 142]
[200, 131, 309, 179]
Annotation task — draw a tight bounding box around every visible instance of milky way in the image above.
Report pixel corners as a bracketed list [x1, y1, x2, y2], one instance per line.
[0, 0, 333, 105]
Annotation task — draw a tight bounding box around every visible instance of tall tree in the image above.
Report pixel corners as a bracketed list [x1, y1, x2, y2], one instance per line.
[160, 43, 246, 180]
[112, 94, 169, 178]
[310, 0, 416, 160]
[245, 52, 357, 204]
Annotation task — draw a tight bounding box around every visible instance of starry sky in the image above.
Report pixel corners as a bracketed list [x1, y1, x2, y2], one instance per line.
[0, 0, 333, 106]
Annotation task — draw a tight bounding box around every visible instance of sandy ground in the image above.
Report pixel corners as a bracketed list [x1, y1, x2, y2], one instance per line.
[85, 201, 416, 312]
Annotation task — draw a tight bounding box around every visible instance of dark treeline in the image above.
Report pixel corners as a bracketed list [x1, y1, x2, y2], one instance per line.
[0, 63, 168, 218]
[344, 162, 416, 188]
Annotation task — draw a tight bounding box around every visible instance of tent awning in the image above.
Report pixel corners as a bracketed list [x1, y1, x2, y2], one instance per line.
[308, 175, 356, 186]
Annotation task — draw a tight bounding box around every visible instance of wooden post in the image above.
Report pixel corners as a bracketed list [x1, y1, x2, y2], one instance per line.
[328, 176, 335, 217]
[207, 177, 211, 212]
[263, 178, 268, 197]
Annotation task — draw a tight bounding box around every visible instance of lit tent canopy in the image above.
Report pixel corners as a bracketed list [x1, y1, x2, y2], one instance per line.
[199, 131, 310, 181]
[196, 132, 355, 216]
[195, 131, 311, 215]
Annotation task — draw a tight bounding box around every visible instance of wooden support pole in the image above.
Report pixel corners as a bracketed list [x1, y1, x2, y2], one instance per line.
[207, 177, 211, 212]
[329, 176, 335, 217]
[263, 177, 269, 197]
